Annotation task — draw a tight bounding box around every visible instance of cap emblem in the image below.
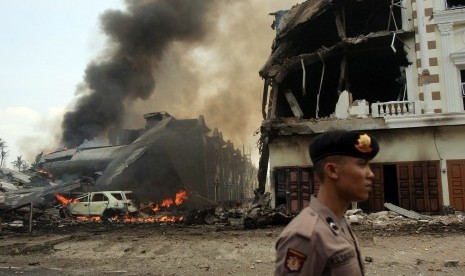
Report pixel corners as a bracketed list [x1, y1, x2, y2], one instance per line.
[355, 134, 373, 153]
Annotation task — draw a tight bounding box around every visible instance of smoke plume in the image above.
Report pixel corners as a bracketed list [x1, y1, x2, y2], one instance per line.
[61, 0, 301, 161]
[61, 0, 219, 148]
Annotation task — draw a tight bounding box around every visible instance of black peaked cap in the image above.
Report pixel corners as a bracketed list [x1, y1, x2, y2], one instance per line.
[310, 130, 379, 163]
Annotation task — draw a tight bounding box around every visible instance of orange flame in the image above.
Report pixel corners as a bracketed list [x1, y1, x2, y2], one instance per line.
[65, 189, 188, 224]
[175, 190, 188, 205]
[75, 216, 101, 221]
[122, 214, 184, 223]
[151, 189, 188, 211]
[55, 194, 79, 205]
[152, 205, 160, 212]
[161, 198, 174, 208]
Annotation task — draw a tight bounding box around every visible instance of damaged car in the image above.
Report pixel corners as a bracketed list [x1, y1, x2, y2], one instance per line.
[59, 191, 139, 220]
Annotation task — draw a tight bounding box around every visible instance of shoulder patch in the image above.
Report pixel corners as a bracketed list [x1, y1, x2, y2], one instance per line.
[285, 248, 307, 272]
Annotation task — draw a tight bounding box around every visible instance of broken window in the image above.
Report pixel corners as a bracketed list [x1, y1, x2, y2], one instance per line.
[111, 193, 123, 200]
[91, 193, 108, 202]
[446, 0, 465, 9]
[260, 0, 412, 119]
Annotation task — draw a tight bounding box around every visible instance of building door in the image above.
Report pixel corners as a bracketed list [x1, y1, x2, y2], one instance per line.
[274, 167, 313, 214]
[359, 164, 384, 213]
[397, 162, 442, 213]
[447, 160, 465, 211]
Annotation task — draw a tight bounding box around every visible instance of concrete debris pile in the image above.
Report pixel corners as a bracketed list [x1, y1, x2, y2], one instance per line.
[0, 190, 294, 234]
[243, 192, 293, 229]
[345, 203, 465, 233]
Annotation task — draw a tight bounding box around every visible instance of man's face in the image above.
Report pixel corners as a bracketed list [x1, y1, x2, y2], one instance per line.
[333, 156, 374, 202]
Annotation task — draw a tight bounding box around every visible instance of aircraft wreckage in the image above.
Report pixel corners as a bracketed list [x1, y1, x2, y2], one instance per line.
[1, 112, 257, 213]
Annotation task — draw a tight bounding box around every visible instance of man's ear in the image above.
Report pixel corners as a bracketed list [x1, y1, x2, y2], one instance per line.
[324, 162, 339, 180]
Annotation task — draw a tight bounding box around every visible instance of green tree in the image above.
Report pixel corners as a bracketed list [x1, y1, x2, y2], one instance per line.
[11, 156, 24, 171]
[21, 162, 29, 172]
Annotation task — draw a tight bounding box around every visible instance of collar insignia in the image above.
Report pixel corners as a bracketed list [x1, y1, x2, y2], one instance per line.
[355, 134, 373, 153]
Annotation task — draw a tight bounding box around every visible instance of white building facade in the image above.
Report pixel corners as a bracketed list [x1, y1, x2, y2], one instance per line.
[259, 0, 465, 214]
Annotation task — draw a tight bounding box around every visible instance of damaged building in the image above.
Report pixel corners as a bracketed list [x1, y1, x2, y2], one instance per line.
[38, 112, 257, 204]
[259, 0, 465, 214]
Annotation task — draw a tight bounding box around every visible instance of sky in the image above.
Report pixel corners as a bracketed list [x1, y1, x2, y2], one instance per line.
[0, 0, 299, 169]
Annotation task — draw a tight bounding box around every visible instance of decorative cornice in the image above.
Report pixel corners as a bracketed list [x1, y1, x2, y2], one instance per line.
[434, 9, 465, 24]
[437, 22, 453, 35]
[450, 51, 465, 65]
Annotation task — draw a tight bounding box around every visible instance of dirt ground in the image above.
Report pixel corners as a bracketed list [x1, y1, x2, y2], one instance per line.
[0, 222, 464, 276]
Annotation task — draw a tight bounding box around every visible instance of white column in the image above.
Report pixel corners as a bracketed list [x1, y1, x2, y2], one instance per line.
[417, 0, 435, 114]
[401, 0, 412, 31]
[438, 22, 459, 112]
[406, 64, 416, 102]
[440, 159, 450, 206]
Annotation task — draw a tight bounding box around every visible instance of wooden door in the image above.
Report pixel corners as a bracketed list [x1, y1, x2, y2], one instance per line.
[412, 163, 427, 212]
[370, 164, 384, 212]
[447, 160, 465, 211]
[398, 164, 412, 210]
[287, 168, 312, 214]
[397, 162, 441, 213]
[274, 167, 313, 214]
[359, 164, 384, 213]
[425, 162, 441, 213]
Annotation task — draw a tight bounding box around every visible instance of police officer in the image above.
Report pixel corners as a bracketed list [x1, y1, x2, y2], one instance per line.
[274, 129, 379, 275]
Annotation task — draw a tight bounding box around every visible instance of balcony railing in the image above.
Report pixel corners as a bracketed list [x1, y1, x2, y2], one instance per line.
[371, 101, 421, 118]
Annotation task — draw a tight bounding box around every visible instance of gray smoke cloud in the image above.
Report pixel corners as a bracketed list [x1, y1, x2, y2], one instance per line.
[60, 0, 301, 163]
[61, 0, 219, 148]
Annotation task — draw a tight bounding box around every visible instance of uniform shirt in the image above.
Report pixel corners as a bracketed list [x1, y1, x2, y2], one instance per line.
[275, 196, 364, 276]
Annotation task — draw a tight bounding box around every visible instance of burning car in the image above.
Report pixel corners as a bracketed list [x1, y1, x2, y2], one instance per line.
[57, 191, 139, 221]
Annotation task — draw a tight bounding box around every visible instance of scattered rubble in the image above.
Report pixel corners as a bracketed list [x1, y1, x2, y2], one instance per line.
[346, 204, 465, 236]
[2, 168, 464, 236]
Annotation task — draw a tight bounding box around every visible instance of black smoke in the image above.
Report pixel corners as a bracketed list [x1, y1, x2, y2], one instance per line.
[61, 0, 217, 148]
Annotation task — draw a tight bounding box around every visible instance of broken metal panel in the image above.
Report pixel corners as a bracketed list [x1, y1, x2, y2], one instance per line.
[39, 146, 124, 180]
[1, 179, 82, 210]
[96, 115, 210, 202]
[0, 168, 31, 185]
[41, 149, 77, 162]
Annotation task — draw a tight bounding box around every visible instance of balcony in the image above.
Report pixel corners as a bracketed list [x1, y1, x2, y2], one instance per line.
[371, 101, 421, 118]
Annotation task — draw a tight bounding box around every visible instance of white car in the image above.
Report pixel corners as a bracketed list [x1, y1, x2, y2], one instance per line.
[62, 191, 139, 220]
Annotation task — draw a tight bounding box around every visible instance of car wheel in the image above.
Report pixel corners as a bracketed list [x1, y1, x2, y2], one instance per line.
[102, 208, 117, 222]
[59, 208, 71, 219]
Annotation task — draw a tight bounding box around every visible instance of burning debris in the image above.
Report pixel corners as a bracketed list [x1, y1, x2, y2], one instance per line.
[40, 113, 257, 204]
[55, 189, 190, 223]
